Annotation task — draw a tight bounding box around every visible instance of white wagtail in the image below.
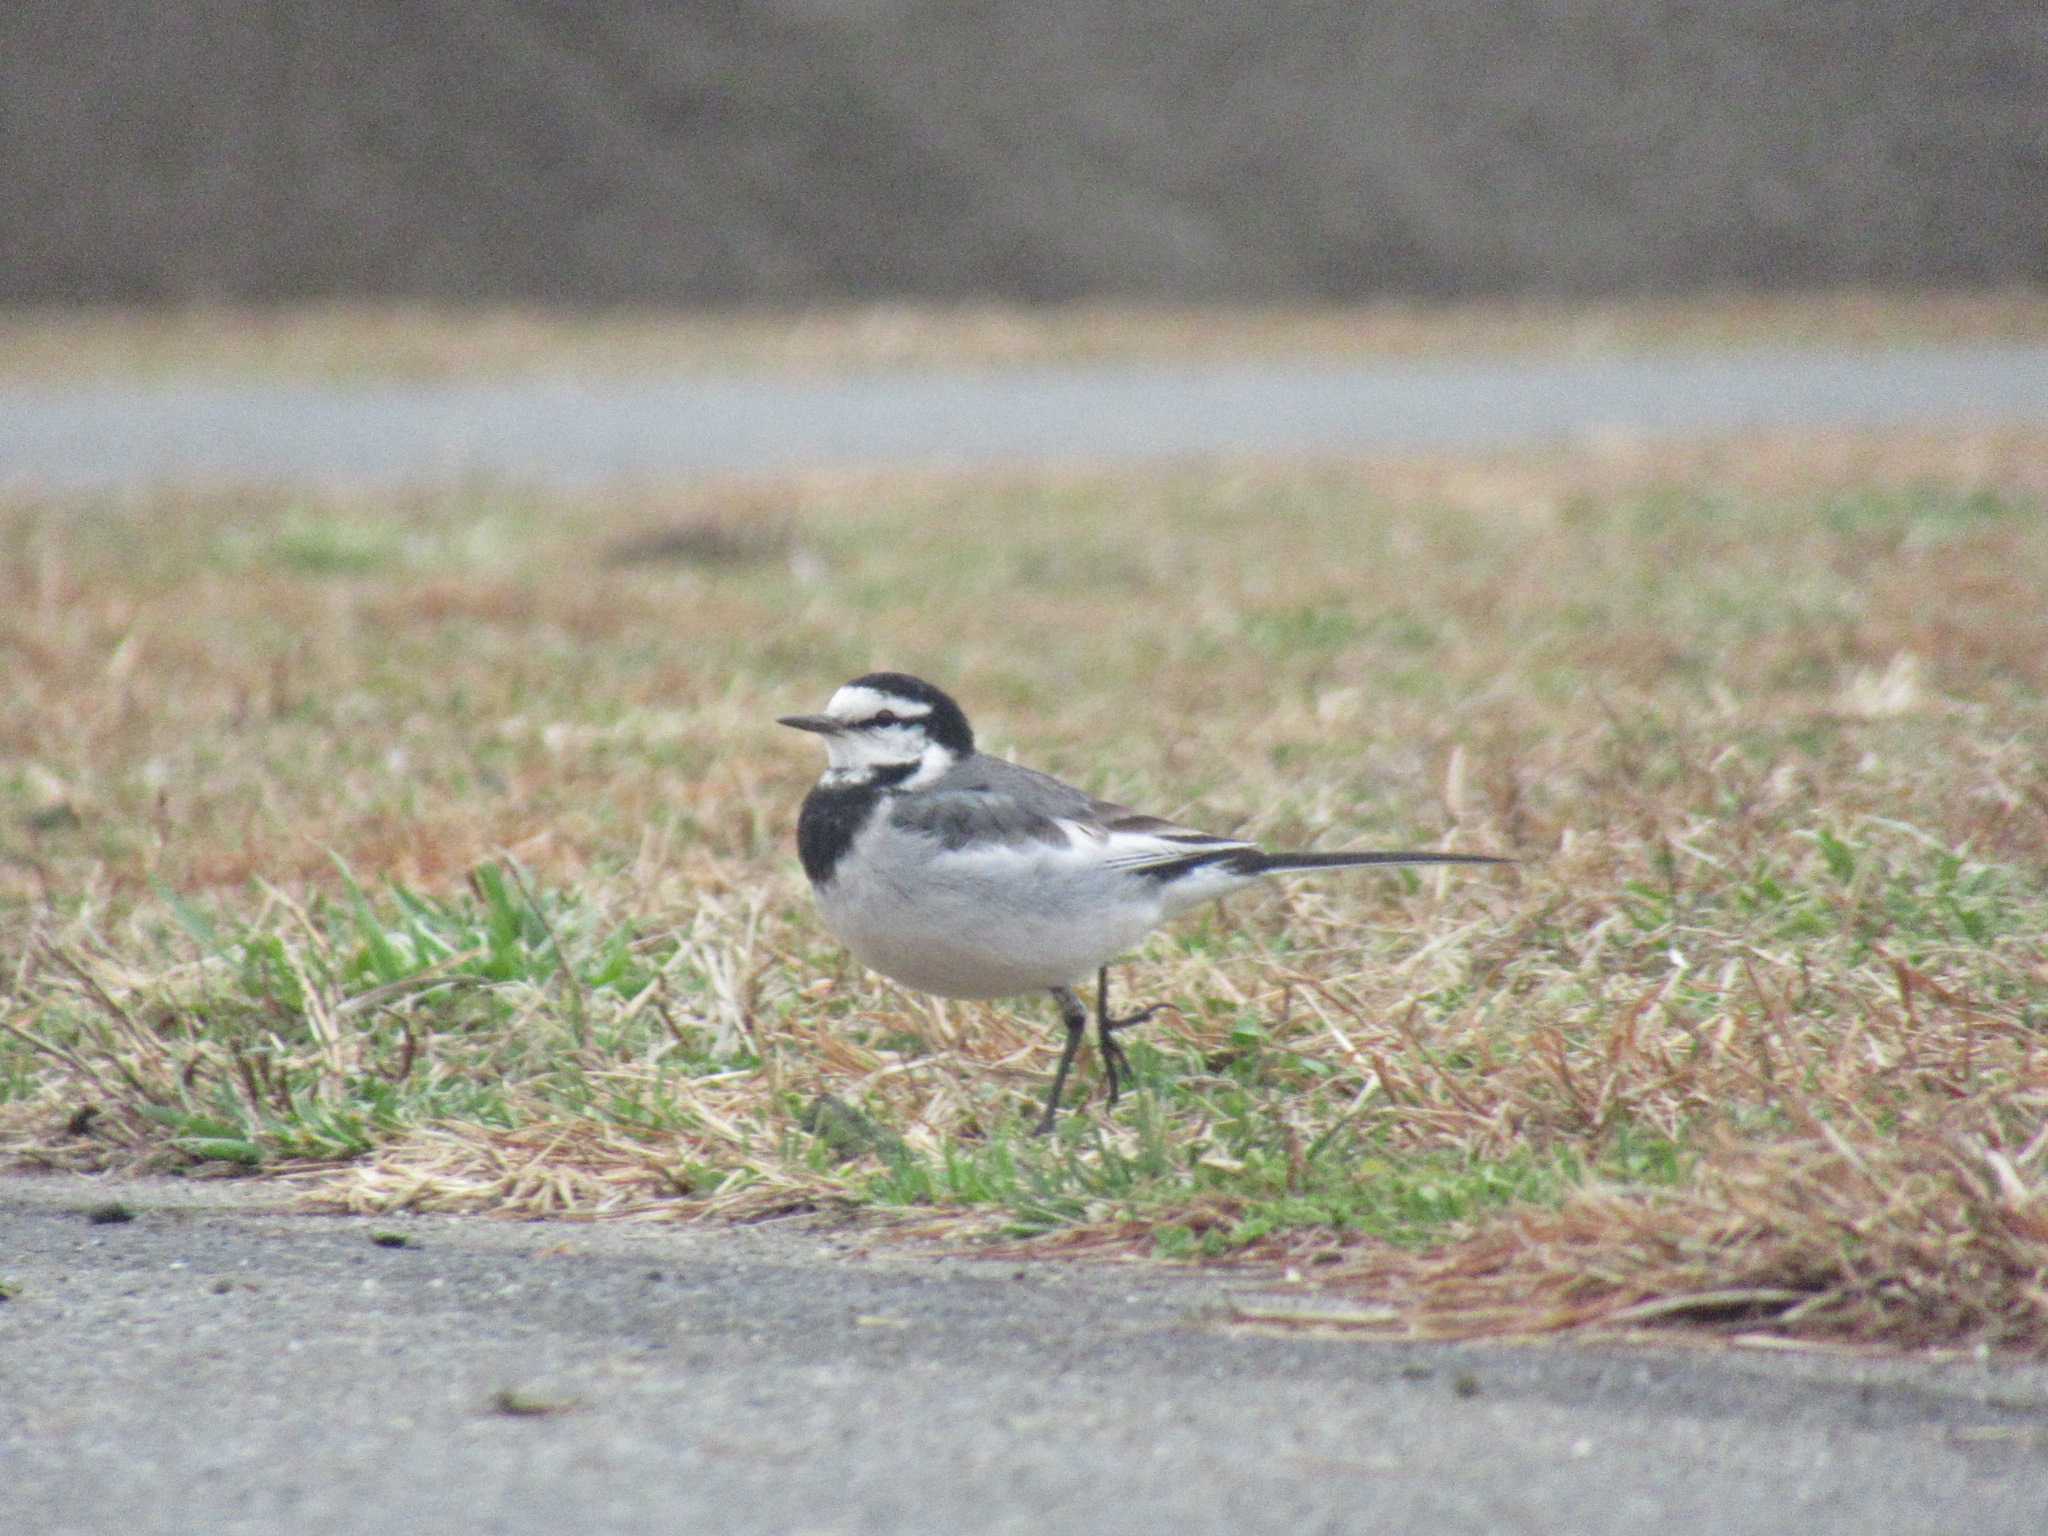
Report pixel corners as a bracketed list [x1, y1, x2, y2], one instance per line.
[781, 672, 1509, 1133]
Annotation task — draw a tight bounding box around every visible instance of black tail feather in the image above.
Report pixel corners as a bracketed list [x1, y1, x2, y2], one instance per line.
[1231, 850, 1513, 876]
[1133, 846, 1512, 885]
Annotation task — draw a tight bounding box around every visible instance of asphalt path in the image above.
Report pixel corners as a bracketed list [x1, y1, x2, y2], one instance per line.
[3, 344, 2047, 489]
[5, 1175, 2046, 1536]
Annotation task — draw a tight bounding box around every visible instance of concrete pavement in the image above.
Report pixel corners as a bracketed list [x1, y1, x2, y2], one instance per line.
[4, 1174, 2045, 1535]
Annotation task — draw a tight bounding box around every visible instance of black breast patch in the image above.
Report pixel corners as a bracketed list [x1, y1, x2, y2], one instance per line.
[796, 782, 883, 885]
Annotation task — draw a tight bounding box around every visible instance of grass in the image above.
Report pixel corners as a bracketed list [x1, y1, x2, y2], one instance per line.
[2, 289, 2045, 380]
[3, 425, 2046, 1349]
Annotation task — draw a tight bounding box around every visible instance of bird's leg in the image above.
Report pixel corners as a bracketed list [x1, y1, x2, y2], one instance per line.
[1034, 986, 1091, 1136]
[1093, 967, 1172, 1108]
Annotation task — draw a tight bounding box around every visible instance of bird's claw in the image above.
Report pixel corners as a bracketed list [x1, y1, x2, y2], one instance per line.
[1102, 1001, 1174, 1033]
[1097, 1001, 1177, 1106]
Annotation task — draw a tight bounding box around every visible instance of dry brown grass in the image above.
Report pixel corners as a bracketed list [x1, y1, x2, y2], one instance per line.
[3, 425, 2045, 1350]
[2, 289, 2044, 380]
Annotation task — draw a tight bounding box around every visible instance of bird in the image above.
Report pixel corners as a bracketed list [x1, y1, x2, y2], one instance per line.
[779, 672, 1509, 1134]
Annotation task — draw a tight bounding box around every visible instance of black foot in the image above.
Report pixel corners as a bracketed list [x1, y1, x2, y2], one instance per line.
[1093, 968, 1174, 1108]
[1035, 973, 1177, 1133]
[1033, 986, 1090, 1136]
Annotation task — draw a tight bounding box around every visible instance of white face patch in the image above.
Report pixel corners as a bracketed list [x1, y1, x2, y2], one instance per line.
[816, 686, 957, 787]
[823, 684, 935, 726]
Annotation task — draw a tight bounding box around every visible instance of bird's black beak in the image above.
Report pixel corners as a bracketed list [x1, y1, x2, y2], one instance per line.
[777, 713, 842, 735]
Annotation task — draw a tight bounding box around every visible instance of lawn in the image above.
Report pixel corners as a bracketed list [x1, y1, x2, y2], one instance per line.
[4, 425, 2045, 1349]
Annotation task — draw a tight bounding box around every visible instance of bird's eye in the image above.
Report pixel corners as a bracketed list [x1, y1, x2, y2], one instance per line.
[870, 710, 901, 727]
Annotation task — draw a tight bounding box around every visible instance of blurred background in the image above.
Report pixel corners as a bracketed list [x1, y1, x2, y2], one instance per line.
[5, 0, 2042, 307]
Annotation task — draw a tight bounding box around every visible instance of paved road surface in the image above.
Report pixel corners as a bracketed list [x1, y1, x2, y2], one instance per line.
[4, 344, 2047, 489]
[4, 1176, 2045, 1535]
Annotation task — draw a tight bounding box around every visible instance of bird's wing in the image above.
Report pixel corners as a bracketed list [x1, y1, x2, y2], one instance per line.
[896, 755, 1256, 874]
[886, 782, 1076, 853]
[1081, 807, 1258, 874]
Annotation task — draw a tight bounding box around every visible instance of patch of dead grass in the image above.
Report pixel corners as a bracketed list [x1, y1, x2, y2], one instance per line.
[2, 290, 2044, 381]
[3, 425, 2046, 1350]
[1331, 1126, 2048, 1348]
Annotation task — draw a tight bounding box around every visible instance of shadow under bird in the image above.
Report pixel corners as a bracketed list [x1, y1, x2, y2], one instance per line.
[781, 672, 1510, 1133]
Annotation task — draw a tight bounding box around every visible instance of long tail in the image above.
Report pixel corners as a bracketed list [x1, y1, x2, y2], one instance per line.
[1231, 849, 1512, 876]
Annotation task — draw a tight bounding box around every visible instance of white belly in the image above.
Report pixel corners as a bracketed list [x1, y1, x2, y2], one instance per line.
[814, 842, 1167, 999]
